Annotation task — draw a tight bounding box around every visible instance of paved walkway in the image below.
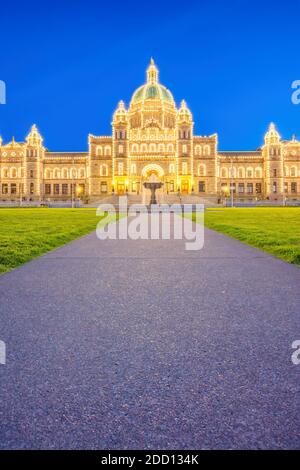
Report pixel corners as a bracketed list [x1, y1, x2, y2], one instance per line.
[0, 216, 299, 449]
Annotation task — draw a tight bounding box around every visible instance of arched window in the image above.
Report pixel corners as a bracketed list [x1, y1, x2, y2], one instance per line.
[255, 167, 262, 178]
[118, 145, 124, 154]
[195, 145, 202, 156]
[70, 168, 77, 179]
[131, 144, 138, 153]
[62, 168, 68, 179]
[53, 168, 60, 178]
[167, 143, 174, 152]
[238, 167, 245, 178]
[290, 166, 297, 177]
[169, 163, 175, 174]
[246, 167, 253, 178]
[198, 164, 206, 176]
[2, 168, 8, 178]
[182, 144, 187, 154]
[96, 146, 103, 156]
[158, 143, 165, 152]
[100, 164, 108, 176]
[10, 167, 17, 178]
[104, 146, 111, 156]
[221, 167, 228, 178]
[203, 145, 210, 156]
[79, 168, 85, 178]
[182, 162, 188, 175]
[149, 143, 156, 153]
[44, 168, 51, 179]
[118, 162, 123, 176]
[141, 143, 147, 152]
[130, 163, 137, 175]
[284, 166, 289, 177]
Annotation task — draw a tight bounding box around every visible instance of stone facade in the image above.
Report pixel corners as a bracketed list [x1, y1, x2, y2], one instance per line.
[1, 59, 300, 203]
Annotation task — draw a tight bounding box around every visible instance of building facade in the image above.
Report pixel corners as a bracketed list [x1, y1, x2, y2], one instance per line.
[1, 59, 300, 203]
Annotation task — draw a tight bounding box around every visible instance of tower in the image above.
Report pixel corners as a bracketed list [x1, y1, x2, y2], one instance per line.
[177, 100, 194, 193]
[112, 100, 129, 193]
[25, 124, 44, 200]
[263, 123, 283, 199]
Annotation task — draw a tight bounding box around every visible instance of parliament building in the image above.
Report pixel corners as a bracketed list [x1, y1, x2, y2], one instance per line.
[0, 59, 300, 203]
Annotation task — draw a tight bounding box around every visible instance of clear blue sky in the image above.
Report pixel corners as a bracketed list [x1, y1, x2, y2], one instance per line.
[1, 0, 300, 150]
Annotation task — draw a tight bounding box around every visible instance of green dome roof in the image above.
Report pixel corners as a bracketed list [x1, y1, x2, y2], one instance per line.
[131, 83, 174, 104]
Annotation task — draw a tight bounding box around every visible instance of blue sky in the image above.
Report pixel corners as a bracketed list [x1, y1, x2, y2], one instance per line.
[0, 0, 300, 150]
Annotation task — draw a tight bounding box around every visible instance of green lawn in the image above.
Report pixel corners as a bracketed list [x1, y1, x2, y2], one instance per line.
[0, 208, 101, 274]
[203, 207, 300, 266]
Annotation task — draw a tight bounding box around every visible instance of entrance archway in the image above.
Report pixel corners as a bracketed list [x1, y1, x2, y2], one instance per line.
[141, 164, 165, 204]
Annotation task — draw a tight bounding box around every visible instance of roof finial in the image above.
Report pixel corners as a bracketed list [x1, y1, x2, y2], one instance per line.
[146, 58, 158, 84]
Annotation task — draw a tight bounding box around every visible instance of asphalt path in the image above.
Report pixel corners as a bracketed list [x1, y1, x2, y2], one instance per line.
[0, 215, 299, 449]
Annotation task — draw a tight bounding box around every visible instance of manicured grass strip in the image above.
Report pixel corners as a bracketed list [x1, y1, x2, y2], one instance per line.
[203, 207, 300, 266]
[0, 208, 103, 274]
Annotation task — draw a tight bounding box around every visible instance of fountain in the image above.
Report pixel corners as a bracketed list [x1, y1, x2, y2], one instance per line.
[143, 173, 163, 205]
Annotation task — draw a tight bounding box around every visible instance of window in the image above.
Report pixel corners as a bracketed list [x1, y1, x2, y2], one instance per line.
[118, 145, 124, 154]
[132, 144, 138, 153]
[10, 183, 17, 194]
[169, 164, 175, 175]
[62, 184, 68, 195]
[79, 168, 85, 178]
[100, 164, 108, 177]
[247, 183, 253, 194]
[230, 183, 236, 193]
[11, 168, 17, 178]
[198, 181, 205, 192]
[255, 167, 262, 178]
[195, 145, 202, 156]
[101, 182, 107, 193]
[246, 168, 253, 178]
[53, 168, 60, 178]
[2, 184, 8, 194]
[284, 182, 288, 193]
[45, 169, 51, 179]
[2, 169, 8, 178]
[30, 183, 34, 194]
[256, 183, 262, 194]
[96, 146, 103, 156]
[54, 184, 59, 195]
[118, 162, 124, 176]
[198, 164, 206, 176]
[203, 145, 210, 156]
[272, 181, 277, 193]
[149, 143, 156, 152]
[167, 143, 174, 152]
[221, 168, 228, 178]
[182, 144, 187, 154]
[104, 146, 111, 156]
[182, 162, 188, 175]
[45, 184, 51, 195]
[290, 167, 297, 177]
[238, 168, 245, 178]
[291, 182, 297, 193]
[273, 169, 277, 177]
[238, 183, 244, 193]
[130, 164, 137, 175]
[30, 170, 34, 178]
[141, 144, 147, 152]
[158, 144, 164, 152]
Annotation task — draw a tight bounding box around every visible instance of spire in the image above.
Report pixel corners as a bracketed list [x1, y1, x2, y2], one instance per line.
[146, 57, 159, 84]
[264, 122, 280, 145]
[26, 124, 43, 147]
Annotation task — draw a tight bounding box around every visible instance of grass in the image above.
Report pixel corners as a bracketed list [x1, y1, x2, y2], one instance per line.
[203, 207, 300, 266]
[0, 208, 102, 274]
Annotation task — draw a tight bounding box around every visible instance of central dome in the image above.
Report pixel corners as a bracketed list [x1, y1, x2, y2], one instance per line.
[130, 58, 174, 105]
